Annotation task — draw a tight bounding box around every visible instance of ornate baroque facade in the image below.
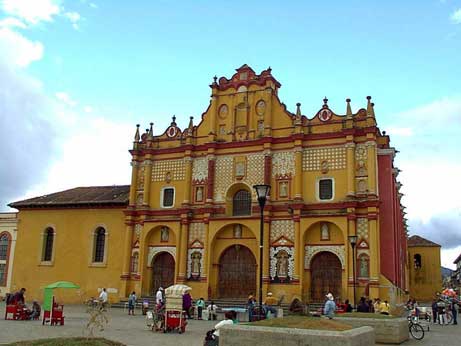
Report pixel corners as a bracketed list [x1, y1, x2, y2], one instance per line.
[9, 65, 408, 304]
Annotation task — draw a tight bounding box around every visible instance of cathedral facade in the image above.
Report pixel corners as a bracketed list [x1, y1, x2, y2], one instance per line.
[10, 65, 408, 304]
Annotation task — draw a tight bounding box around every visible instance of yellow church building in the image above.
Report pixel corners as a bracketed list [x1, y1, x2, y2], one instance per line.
[9, 65, 408, 305]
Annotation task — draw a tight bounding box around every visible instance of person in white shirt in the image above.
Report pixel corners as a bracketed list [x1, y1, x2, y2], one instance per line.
[212, 311, 234, 341]
[156, 287, 164, 306]
[99, 288, 108, 310]
[207, 301, 218, 320]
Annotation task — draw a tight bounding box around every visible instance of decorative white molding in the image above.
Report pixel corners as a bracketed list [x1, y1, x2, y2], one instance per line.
[270, 246, 294, 280]
[192, 157, 208, 181]
[304, 245, 345, 269]
[270, 220, 295, 243]
[303, 146, 346, 171]
[187, 248, 204, 279]
[272, 151, 295, 177]
[147, 246, 176, 266]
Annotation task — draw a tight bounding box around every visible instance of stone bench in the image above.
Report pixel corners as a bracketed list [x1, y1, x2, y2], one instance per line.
[336, 317, 408, 344]
[220, 324, 375, 346]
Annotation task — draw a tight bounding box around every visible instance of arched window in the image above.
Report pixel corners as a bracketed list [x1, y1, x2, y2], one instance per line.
[0, 234, 9, 260]
[414, 254, 422, 269]
[131, 252, 139, 273]
[42, 228, 54, 262]
[358, 254, 370, 278]
[233, 189, 251, 216]
[93, 227, 106, 263]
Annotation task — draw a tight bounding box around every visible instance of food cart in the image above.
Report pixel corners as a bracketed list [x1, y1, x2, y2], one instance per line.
[163, 284, 190, 333]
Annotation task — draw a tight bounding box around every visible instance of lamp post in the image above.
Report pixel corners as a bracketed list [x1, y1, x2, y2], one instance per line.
[253, 184, 271, 313]
[348, 235, 358, 310]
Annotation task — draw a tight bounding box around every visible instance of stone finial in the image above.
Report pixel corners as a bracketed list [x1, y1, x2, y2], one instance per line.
[346, 98, 352, 117]
[134, 124, 140, 142]
[323, 96, 328, 108]
[296, 103, 301, 117]
[171, 115, 177, 125]
[188, 116, 194, 129]
[366, 96, 374, 117]
[148, 122, 154, 138]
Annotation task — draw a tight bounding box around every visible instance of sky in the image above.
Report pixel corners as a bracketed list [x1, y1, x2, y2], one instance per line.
[0, 0, 460, 268]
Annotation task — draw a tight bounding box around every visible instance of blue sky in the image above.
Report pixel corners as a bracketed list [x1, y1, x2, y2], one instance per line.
[1, 0, 460, 267]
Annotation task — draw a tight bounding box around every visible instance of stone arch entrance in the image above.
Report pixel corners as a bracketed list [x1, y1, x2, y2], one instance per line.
[218, 245, 256, 298]
[152, 252, 175, 294]
[310, 251, 342, 301]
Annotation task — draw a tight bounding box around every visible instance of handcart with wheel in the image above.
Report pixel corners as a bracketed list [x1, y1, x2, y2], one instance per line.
[163, 284, 190, 334]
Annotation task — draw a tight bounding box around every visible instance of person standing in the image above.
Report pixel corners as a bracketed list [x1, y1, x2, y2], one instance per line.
[247, 293, 256, 321]
[196, 297, 205, 320]
[183, 291, 193, 319]
[99, 288, 108, 310]
[324, 293, 336, 319]
[451, 299, 458, 325]
[156, 287, 164, 305]
[431, 299, 438, 324]
[128, 291, 137, 315]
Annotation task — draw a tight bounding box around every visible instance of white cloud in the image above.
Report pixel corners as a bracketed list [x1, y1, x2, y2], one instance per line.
[451, 8, 461, 24]
[441, 246, 461, 270]
[1, 0, 61, 24]
[64, 11, 81, 30]
[84, 106, 93, 113]
[386, 127, 414, 137]
[55, 91, 77, 107]
[0, 27, 43, 67]
[0, 17, 27, 29]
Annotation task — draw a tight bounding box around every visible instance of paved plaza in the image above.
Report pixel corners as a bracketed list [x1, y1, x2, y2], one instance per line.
[1, 302, 460, 346]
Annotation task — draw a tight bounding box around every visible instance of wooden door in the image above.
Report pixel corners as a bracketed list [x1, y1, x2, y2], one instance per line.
[152, 252, 175, 294]
[219, 245, 256, 298]
[310, 251, 342, 302]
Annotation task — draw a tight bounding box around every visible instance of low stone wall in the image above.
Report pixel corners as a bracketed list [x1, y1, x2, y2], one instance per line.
[220, 324, 375, 346]
[336, 317, 408, 344]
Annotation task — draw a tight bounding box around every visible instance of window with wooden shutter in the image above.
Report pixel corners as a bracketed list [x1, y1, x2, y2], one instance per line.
[319, 179, 333, 200]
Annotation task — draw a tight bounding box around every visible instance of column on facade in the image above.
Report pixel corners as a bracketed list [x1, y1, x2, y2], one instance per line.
[202, 219, 210, 280]
[206, 155, 215, 203]
[209, 96, 217, 138]
[294, 146, 303, 200]
[264, 152, 272, 186]
[294, 216, 302, 282]
[120, 223, 135, 297]
[366, 141, 377, 194]
[129, 161, 139, 206]
[346, 142, 355, 196]
[368, 217, 380, 282]
[142, 158, 153, 206]
[264, 87, 273, 136]
[183, 156, 192, 204]
[178, 220, 189, 283]
[347, 215, 356, 301]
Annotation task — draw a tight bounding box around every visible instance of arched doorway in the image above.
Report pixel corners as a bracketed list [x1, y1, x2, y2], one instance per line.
[219, 245, 256, 298]
[310, 251, 342, 301]
[152, 252, 175, 294]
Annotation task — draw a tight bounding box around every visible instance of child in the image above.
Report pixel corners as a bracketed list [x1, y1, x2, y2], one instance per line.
[128, 291, 137, 315]
[207, 301, 218, 321]
[196, 297, 205, 320]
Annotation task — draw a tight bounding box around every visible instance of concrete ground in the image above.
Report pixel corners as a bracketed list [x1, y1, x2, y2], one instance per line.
[1, 302, 460, 346]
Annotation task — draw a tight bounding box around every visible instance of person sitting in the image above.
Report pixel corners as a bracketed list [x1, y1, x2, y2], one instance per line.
[12, 288, 26, 305]
[212, 311, 234, 344]
[264, 292, 278, 318]
[357, 297, 370, 312]
[373, 298, 381, 313]
[344, 299, 353, 313]
[207, 301, 218, 321]
[289, 298, 305, 314]
[28, 301, 41, 320]
[379, 300, 390, 315]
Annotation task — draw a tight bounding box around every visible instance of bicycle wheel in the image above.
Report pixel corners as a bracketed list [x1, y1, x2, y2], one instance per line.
[409, 323, 425, 340]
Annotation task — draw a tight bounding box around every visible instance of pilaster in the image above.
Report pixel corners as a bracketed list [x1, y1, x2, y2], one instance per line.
[142, 158, 153, 206]
[129, 161, 139, 206]
[294, 146, 303, 201]
[346, 142, 355, 196]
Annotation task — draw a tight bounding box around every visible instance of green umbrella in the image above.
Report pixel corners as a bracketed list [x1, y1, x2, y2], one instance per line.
[43, 281, 80, 311]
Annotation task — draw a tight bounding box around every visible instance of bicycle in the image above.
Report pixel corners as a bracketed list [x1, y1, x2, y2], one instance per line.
[408, 315, 425, 340]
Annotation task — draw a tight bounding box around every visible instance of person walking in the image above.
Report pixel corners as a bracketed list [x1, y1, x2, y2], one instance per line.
[324, 293, 336, 319]
[128, 291, 137, 315]
[156, 287, 164, 305]
[99, 288, 108, 310]
[196, 297, 205, 320]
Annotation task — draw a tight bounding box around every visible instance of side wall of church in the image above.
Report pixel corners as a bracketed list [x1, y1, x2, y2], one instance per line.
[11, 208, 126, 304]
[408, 246, 442, 301]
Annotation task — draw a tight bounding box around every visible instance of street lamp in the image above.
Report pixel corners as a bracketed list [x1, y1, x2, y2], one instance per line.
[348, 235, 358, 310]
[253, 184, 271, 314]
